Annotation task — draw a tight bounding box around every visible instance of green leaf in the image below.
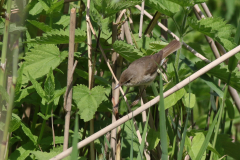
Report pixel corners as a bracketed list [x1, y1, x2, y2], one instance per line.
[73, 85, 106, 122]
[40, 136, 64, 145]
[21, 123, 37, 145]
[22, 44, 68, 84]
[15, 85, 35, 102]
[145, 0, 180, 17]
[147, 128, 160, 150]
[9, 141, 35, 160]
[49, 87, 66, 104]
[149, 41, 168, 51]
[9, 113, 21, 133]
[168, 0, 207, 8]
[39, 0, 50, 12]
[28, 20, 52, 32]
[0, 23, 26, 35]
[37, 112, 54, 120]
[225, 99, 235, 119]
[196, 61, 240, 92]
[113, 41, 143, 62]
[164, 88, 186, 110]
[31, 151, 59, 160]
[188, 17, 236, 51]
[44, 68, 55, 102]
[56, 15, 70, 28]
[92, 0, 141, 18]
[191, 132, 206, 160]
[28, 73, 46, 100]
[228, 55, 238, 72]
[46, 0, 63, 14]
[183, 93, 196, 108]
[27, 28, 86, 44]
[29, 2, 43, 15]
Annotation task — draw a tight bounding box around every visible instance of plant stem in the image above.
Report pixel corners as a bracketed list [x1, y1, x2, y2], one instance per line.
[0, 41, 18, 160]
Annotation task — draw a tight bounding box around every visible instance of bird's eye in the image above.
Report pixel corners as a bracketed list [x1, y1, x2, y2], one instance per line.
[126, 79, 131, 84]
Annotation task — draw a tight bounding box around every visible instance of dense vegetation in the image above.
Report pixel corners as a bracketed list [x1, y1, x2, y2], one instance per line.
[0, 0, 240, 159]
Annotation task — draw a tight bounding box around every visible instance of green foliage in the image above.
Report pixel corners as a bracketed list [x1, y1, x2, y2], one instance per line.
[168, 0, 207, 8]
[22, 44, 68, 84]
[163, 88, 186, 110]
[145, 0, 180, 17]
[147, 128, 160, 150]
[196, 61, 240, 92]
[183, 93, 196, 108]
[73, 85, 106, 122]
[188, 17, 236, 51]
[28, 20, 52, 32]
[9, 113, 21, 133]
[28, 28, 86, 44]
[113, 40, 143, 62]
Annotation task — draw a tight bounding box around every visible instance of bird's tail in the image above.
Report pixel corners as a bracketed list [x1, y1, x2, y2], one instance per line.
[161, 40, 182, 59]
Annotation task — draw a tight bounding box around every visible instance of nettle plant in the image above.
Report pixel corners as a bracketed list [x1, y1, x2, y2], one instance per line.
[0, 0, 240, 159]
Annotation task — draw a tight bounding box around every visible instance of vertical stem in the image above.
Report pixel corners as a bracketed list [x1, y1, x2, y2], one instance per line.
[139, 0, 145, 38]
[86, 0, 94, 159]
[63, 8, 76, 151]
[0, 40, 18, 160]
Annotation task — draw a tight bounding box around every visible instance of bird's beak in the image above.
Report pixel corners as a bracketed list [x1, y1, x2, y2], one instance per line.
[114, 83, 121, 90]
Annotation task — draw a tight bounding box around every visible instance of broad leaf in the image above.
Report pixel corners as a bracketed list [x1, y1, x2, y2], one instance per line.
[46, 0, 63, 14]
[164, 88, 186, 110]
[168, 0, 207, 8]
[22, 44, 68, 84]
[28, 28, 86, 44]
[147, 128, 160, 150]
[113, 41, 143, 62]
[28, 20, 52, 32]
[56, 15, 70, 28]
[183, 93, 196, 108]
[73, 85, 106, 122]
[31, 151, 59, 160]
[145, 0, 180, 17]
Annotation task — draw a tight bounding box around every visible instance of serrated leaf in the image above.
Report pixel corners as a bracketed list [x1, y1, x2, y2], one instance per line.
[9, 113, 21, 133]
[22, 44, 68, 84]
[145, 0, 180, 17]
[44, 68, 55, 102]
[28, 20, 52, 32]
[73, 85, 106, 122]
[168, 0, 207, 8]
[9, 141, 35, 160]
[21, 123, 37, 145]
[39, 0, 50, 12]
[49, 87, 66, 104]
[113, 41, 143, 62]
[93, 0, 141, 18]
[28, 73, 46, 100]
[27, 28, 86, 44]
[188, 17, 236, 52]
[196, 61, 240, 92]
[183, 93, 196, 108]
[164, 88, 186, 110]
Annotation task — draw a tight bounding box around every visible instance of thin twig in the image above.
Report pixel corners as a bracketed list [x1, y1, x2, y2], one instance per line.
[50, 44, 240, 160]
[139, 0, 145, 38]
[63, 8, 76, 151]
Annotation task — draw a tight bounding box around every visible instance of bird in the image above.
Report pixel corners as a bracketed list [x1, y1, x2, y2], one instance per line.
[114, 40, 181, 90]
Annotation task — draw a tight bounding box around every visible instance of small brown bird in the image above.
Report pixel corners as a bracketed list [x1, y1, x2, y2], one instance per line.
[115, 40, 181, 89]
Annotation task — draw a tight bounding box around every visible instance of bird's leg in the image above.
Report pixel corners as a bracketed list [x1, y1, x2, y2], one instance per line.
[129, 86, 147, 108]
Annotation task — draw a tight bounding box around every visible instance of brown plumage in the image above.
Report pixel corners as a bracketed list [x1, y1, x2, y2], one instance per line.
[115, 40, 181, 89]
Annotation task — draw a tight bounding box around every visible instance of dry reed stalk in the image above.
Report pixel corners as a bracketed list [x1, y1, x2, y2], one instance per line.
[63, 8, 76, 151]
